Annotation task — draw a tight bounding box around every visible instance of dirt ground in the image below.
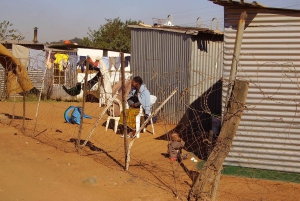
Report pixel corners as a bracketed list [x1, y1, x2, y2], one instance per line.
[0, 101, 300, 201]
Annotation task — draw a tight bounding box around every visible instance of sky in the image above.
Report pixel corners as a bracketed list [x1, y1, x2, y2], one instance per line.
[1, 0, 300, 43]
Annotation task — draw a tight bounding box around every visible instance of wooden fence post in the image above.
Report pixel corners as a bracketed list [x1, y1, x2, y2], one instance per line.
[77, 57, 89, 151]
[120, 52, 129, 167]
[188, 80, 249, 201]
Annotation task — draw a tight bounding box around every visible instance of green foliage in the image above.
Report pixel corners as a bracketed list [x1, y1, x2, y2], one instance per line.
[82, 18, 140, 53]
[0, 20, 25, 40]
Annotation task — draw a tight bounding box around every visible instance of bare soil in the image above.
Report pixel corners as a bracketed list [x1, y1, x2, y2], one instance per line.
[0, 101, 299, 201]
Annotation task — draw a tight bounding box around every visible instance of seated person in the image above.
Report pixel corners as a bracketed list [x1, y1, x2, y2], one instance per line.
[119, 76, 151, 137]
[108, 79, 132, 117]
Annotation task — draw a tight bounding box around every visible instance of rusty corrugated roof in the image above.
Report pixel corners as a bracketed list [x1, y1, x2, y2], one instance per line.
[209, 0, 300, 11]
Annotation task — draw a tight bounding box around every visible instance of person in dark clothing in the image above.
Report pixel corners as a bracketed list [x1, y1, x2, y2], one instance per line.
[168, 132, 185, 162]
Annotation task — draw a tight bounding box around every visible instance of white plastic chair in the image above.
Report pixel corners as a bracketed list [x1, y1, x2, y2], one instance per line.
[135, 95, 157, 138]
[105, 98, 122, 133]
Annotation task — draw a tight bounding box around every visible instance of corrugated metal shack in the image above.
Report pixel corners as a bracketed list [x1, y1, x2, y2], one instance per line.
[130, 25, 224, 134]
[0, 39, 44, 99]
[210, 0, 300, 173]
[43, 45, 78, 101]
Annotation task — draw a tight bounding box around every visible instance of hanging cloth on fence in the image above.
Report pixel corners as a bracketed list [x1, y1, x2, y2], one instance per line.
[62, 82, 82, 96]
[68, 55, 78, 71]
[12, 44, 30, 69]
[109, 57, 116, 69]
[0, 43, 34, 95]
[29, 49, 46, 70]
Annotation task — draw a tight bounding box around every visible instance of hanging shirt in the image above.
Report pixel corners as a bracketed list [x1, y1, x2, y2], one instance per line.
[54, 53, 69, 71]
[89, 57, 99, 67]
[109, 57, 116, 69]
[102, 57, 109, 69]
[68, 55, 78, 71]
[115, 57, 121, 69]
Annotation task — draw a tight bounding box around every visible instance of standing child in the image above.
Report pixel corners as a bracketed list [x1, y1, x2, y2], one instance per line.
[168, 132, 185, 162]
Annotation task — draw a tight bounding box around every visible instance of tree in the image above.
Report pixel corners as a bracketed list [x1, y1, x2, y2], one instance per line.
[0, 21, 25, 40]
[82, 18, 140, 53]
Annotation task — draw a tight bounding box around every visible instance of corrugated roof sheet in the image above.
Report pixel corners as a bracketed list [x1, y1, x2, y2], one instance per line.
[0, 40, 44, 45]
[45, 44, 130, 53]
[209, 0, 300, 12]
[128, 25, 223, 35]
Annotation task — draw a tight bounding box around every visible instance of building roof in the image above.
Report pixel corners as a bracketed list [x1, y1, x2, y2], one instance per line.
[209, 0, 300, 12]
[0, 39, 44, 46]
[129, 25, 223, 35]
[45, 44, 130, 54]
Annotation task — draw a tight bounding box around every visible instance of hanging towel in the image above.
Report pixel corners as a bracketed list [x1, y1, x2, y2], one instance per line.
[12, 44, 30, 69]
[109, 57, 116, 69]
[98, 58, 112, 104]
[54, 53, 69, 71]
[29, 49, 46, 70]
[115, 57, 121, 69]
[102, 57, 109, 69]
[68, 55, 78, 71]
[44, 50, 53, 69]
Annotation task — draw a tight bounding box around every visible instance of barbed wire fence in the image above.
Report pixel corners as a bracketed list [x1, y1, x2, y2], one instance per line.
[0, 52, 300, 201]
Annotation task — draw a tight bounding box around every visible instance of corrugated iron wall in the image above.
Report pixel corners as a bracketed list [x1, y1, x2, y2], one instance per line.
[28, 69, 44, 92]
[131, 29, 224, 126]
[223, 7, 300, 173]
[0, 65, 5, 99]
[0, 64, 44, 99]
[131, 29, 191, 124]
[188, 33, 224, 133]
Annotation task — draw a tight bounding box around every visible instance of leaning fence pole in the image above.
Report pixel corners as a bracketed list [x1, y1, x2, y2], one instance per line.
[126, 88, 178, 170]
[33, 68, 47, 134]
[120, 52, 129, 166]
[79, 91, 120, 155]
[77, 57, 89, 151]
[11, 69, 18, 125]
[188, 80, 249, 201]
[22, 91, 26, 132]
[224, 11, 247, 115]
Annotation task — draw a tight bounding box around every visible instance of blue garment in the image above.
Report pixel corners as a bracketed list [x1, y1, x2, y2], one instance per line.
[64, 106, 92, 124]
[29, 49, 46, 70]
[78, 56, 86, 73]
[102, 57, 109, 69]
[68, 55, 78, 71]
[115, 57, 121, 69]
[127, 84, 151, 115]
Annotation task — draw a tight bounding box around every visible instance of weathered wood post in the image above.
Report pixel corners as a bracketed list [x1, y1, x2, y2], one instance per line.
[22, 91, 26, 132]
[121, 52, 129, 168]
[188, 80, 249, 201]
[77, 57, 89, 151]
[224, 11, 247, 115]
